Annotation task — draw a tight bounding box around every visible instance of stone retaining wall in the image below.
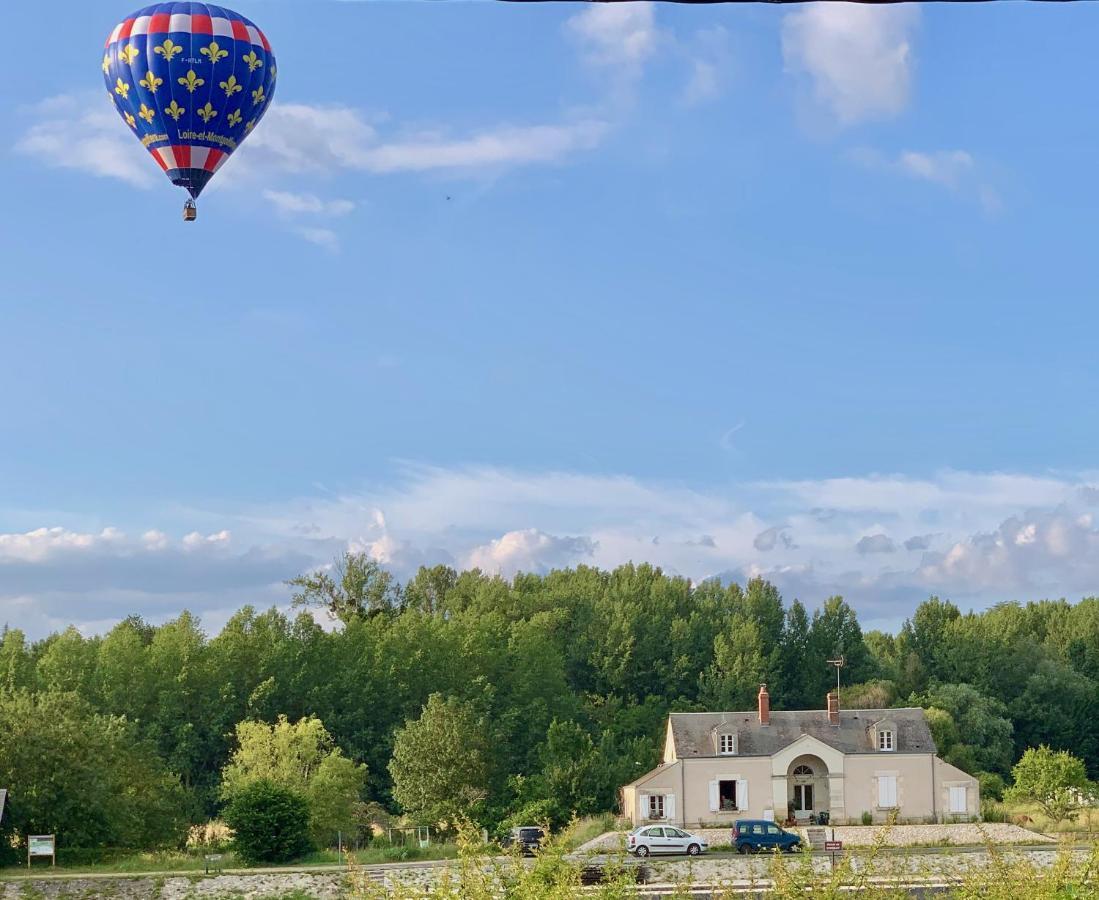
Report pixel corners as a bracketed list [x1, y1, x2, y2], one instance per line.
[0, 872, 349, 899]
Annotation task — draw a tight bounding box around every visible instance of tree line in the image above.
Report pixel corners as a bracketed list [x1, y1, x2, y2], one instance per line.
[1, 556, 1097, 857]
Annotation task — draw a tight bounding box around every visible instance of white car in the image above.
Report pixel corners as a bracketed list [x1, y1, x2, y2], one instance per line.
[627, 825, 709, 857]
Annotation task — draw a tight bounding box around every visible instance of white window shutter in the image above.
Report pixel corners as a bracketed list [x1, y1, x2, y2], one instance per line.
[708, 781, 719, 812]
[950, 786, 966, 813]
[737, 780, 749, 811]
[639, 793, 649, 819]
[665, 794, 676, 822]
[878, 776, 897, 808]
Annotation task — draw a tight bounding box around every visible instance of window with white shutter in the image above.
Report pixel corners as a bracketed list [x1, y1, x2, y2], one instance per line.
[665, 794, 676, 822]
[949, 786, 967, 814]
[648, 794, 666, 819]
[737, 779, 749, 811]
[708, 781, 720, 812]
[877, 775, 898, 809]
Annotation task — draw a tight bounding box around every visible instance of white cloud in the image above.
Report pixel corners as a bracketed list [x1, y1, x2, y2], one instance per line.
[263, 190, 355, 218]
[754, 526, 795, 553]
[782, 5, 918, 125]
[566, 3, 657, 73]
[897, 150, 974, 188]
[243, 104, 608, 178]
[903, 534, 934, 552]
[683, 60, 720, 107]
[13, 467, 1099, 638]
[679, 26, 730, 108]
[849, 147, 1002, 213]
[856, 533, 896, 555]
[294, 227, 341, 252]
[850, 147, 985, 198]
[465, 528, 596, 577]
[14, 94, 155, 187]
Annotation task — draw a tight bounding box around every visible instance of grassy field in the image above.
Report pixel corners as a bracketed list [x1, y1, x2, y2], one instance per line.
[989, 799, 1099, 835]
[346, 835, 1099, 900]
[0, 843, 460, 877]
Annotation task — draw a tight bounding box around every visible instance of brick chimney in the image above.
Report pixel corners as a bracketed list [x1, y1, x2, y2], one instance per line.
[758, 683, 770, 726]
[827, 691, 840, 726]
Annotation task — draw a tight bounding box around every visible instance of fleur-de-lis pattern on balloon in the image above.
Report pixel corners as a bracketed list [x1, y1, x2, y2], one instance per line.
[201, 42, 229, 65]
[178, 70, 205, 94]
[140, 71, 163, 94]
[154, 39, 183, 61]
[102, 4, 277, 203]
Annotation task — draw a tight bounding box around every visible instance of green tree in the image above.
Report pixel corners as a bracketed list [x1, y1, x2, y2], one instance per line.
[1005, 745, 1094, 822]
[916, 683, 1014, 775]
[699, 615, 767, 709]
[0, 627, 34, 694]
[287, 552, 400, 625]
[806, 597, 875, 701]
[223, 780, 312, 864]
[403, 565, 459, 615]
[779, 600, 813, 708]
[0, 691, 186, 849]
[389, 694, 490, 825]
[536, 720, 601, 819]
[221, 715, 367, 846]
[1010, 660, 1099, 775]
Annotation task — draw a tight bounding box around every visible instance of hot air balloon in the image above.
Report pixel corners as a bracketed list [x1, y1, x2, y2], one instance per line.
[102, 3, 276, 221]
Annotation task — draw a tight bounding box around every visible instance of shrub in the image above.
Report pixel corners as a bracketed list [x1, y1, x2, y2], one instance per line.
[1005, 745, 1093, 823]
[223, 779, 313, 864]
[861, 810, 873, 826]
[186, 820, 234, 852]
[981, 800, 1008, 822]
[979, 771, 1006, 802]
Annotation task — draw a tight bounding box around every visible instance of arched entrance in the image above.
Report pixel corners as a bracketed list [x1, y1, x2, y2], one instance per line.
[787, 754, 830, 823]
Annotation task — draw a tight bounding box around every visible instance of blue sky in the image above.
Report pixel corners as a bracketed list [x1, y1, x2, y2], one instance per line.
[4, 0, 1099, 637]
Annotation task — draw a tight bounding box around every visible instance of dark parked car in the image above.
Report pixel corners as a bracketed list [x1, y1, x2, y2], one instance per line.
[504, 826, 545, 856]
[733, 820, 801, 853]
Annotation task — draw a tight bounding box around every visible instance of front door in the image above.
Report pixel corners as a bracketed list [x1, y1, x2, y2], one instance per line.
[794, 783, 814, 815]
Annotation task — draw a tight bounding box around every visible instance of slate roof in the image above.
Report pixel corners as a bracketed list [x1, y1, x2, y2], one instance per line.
[669, 708, 937, 758]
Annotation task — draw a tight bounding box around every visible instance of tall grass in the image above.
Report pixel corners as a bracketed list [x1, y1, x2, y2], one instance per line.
[349, 822, 1099, 900]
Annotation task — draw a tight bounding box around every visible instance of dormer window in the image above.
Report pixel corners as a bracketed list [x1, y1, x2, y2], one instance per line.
[878, 730, 894, 751]
[719, 733, 737, 755]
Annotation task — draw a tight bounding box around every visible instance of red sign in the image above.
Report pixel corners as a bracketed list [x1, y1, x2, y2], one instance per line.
[824, 841, 843, 851]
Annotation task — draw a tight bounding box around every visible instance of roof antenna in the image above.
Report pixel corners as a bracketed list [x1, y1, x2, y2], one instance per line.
[827, 656, 845, 696]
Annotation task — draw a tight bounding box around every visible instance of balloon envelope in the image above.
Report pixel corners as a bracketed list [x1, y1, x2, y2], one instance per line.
[102, 3, 276, 199]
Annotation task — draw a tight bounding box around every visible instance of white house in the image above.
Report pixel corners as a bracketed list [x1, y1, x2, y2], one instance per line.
[621, 685, 979, 827]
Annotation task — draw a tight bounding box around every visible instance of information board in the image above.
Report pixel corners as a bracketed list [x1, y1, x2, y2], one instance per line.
[28, 834, 56, 867]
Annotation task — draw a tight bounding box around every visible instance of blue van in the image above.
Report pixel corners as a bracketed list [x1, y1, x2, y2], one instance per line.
[732, 820, 801, 853]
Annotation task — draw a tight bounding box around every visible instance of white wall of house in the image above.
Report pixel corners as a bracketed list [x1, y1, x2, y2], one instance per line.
[935, 757, 981, 819]
[625, 718, 980, 827]
[844, 753, 977, 823]
[681, 756, 774, 825]
[623, 762, 682, 826]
